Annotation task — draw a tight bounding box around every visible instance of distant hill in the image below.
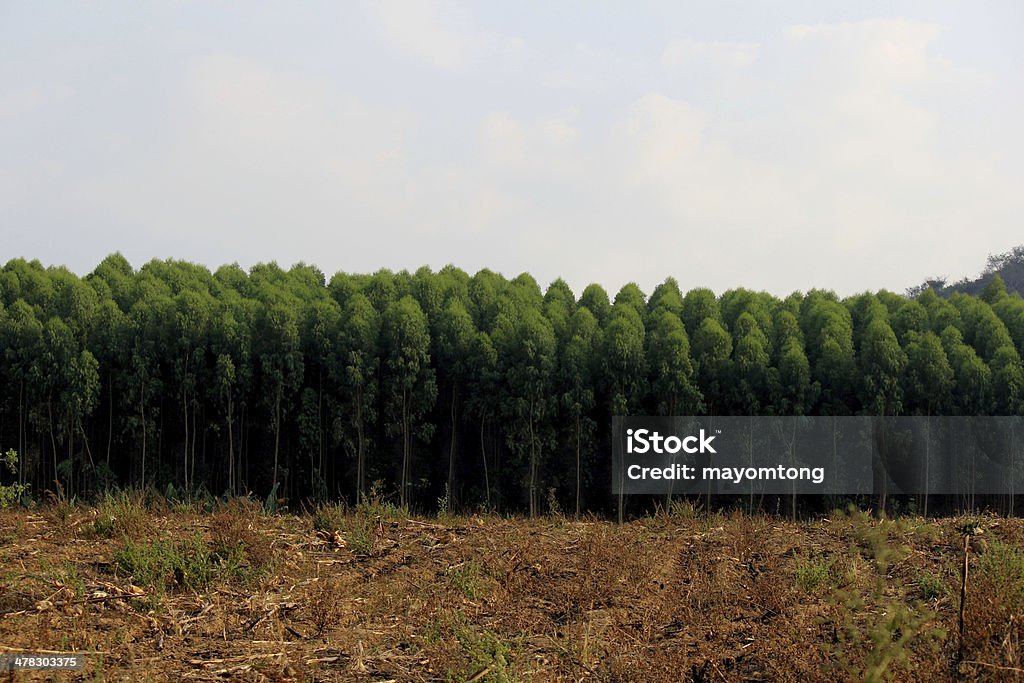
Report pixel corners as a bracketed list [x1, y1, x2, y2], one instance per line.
[907, 245, 1024, 298]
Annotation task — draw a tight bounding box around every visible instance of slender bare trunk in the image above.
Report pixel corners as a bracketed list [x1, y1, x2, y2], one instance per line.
[272, 383, 282, 495]
[879, 414, 888, 516]
[47, 399, 58, 491]
[226, 393, 235, 495]
[924, 411, 930, 518]
[67, 415, 74, 497]
[448, 385, 458, 506]
[106, 371, 113, 466]
[183, 353, 189, 491]
[242, 405, 248, 492]
[356, 386, 365, 501]
[400, 387, 409, 508]
[318, 372, 324, 491]
[79, 418, 94, 467]
[528, 395, 537, 518]
[575, 413, 581, 519]
[480, 418, 491, 510]
[790, 419, 797, 523]
[140, 385, 146, 488]
[748, 418, 755, 516]
[190, 402, 198, 492]
[18, 380, 25, 486]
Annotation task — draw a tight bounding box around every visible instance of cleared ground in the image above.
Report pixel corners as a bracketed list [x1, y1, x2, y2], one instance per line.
[0, 496, 1022, 681]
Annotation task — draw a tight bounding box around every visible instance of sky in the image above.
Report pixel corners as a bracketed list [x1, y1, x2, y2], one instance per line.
[1, 1, 1022, 298]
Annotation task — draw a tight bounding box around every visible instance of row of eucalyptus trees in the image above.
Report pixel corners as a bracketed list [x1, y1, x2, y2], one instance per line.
[1, 254, 1023, 514]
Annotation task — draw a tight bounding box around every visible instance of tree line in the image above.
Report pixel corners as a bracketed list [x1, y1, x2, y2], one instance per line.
[1, 254, 1023, 515]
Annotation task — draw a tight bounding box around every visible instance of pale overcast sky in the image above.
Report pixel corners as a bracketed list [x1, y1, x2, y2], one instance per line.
[1, 1, 1022, 297]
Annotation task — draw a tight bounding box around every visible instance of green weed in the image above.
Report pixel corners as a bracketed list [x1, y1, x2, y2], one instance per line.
[916, 572, 944, 602]
[84, 489, 149, 539]
[447, 561, 486, 600]
[447, 611, 517, 683]
[975, 540, 1024, 612]
[794, 553, 835, 594]
[312, 501, 346, 532]
[115, 533, 214, 593]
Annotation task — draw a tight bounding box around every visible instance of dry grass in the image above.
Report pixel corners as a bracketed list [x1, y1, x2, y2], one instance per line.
[0, 501, 1019, 681]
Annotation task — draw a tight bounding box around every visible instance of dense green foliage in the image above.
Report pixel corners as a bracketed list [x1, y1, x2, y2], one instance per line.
[1, 255, 1023, 514]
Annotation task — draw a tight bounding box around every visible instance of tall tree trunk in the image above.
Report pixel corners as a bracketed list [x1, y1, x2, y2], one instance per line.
[480, 417, 490, 510]
[528, 395, 536, 518]
[401, 387, 410, 508]
[575, 413, 581, 519]
[106, 371, 113, 467]
[183, 354, 189, 491]
[272, 383, 282, 495]
[494, 429, 502, 513]
[18, 380, 25, 486]
[748, 417, 755, 516]
[190, 402, 198, 493]
[924, 410, 930, 518]
[226, 393, 235, 495]
[790, 419, 798, 523]
[140, 384, 146, 488]
[201, 412, 208, 493]
[879, 413, 888, 517]
[241, 404, 248, 492]
[316, 370, 323, 492]
[79, 418, 94, 468]
[48, 399, 58, 493]
[356, 386, 365, 501]
[157, 396, 164, 483]
[67, 415, 74, 498]
[447, 385, 458, 507]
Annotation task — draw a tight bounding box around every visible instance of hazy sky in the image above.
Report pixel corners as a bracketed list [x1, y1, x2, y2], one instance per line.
[2, 1, 1022, 297]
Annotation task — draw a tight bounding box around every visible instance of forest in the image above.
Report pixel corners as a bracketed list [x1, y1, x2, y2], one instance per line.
[1, 252, 1023, 517]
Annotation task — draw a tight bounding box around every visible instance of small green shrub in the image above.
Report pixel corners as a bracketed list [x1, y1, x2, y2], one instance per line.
[794, 553, 834, 594]
[445, 611, 517, 683]
[976, 540, 1024, 612]
[916, 572, 944, 601]
[115, 533, 214, 593]
[355, 480, 405, 520]
[345, 515, 376, 556]
[447, 561, 486, 600]
[0, 449, 29, 508]
[849, 509, 910, 573]
[831, 506, 945, 682]
[859, 600, 942, 682]
[85, 489, 149, 539]
[312, 501, 346, 533]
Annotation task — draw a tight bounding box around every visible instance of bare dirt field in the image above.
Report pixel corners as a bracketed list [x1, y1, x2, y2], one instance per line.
[1, 496, 1022, 682]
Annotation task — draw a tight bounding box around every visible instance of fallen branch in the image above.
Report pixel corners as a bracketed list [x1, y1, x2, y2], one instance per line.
[962, 660, 1024, 674]
[189, 652, 283, 667]
[0, 645, 108, 654]
[36, 592, 151, 611]
[465, 665, 494, 682]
